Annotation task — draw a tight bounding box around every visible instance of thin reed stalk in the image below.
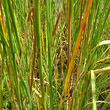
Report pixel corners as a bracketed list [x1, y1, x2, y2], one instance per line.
[46, 0, 53, 109]
[33, 0, 46, 109]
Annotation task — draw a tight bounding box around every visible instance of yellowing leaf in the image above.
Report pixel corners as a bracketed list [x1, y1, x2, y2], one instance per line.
[97, 40, 110, 46]
[59, 0, 93, 109]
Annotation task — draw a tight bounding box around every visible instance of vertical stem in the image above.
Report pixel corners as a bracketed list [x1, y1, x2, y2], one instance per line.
[46, 0, 53, 109]
[0, 45, 3, 110]
[68, 0, 72, 65]
[79, 0, 83, 29]
[33, 0, 46, 109]
[68, 0, 71, 109]
[30, 27, 36, 93]
[28, 10, 34, 91]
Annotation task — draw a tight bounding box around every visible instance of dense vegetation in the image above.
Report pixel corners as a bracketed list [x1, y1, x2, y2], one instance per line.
[0, 0, 110, 109]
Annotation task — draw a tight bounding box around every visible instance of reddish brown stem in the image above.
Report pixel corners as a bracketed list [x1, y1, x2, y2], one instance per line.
[67, 0, 72, 109]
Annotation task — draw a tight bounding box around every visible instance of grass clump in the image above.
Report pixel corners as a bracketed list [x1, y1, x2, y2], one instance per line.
[0, 0, 110, 110]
